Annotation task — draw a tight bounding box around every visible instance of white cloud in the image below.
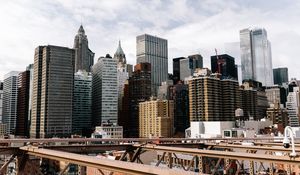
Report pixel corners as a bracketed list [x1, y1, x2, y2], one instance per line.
[0, 0, 300, 81]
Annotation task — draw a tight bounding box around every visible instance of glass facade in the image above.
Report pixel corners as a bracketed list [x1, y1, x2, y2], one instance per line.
[136, 34, 168, 96]
[240, 28, 274, 86]
[273, 67, 289, 85]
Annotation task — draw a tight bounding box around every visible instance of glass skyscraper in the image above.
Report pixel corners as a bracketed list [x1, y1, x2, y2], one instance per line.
[136, 34, 168, 96]
[273, 67, 289, 85]
[240, 28, 273, 86]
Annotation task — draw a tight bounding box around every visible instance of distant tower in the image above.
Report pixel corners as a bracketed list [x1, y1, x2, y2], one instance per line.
[240, 28, 273, 86]
[74, 25, 95, 72]
[114, 41, 133, 126]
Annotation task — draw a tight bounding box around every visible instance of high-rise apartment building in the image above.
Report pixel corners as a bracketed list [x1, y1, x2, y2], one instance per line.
[188, 69, 240, 122]
[273, 67, 289, 85]
[30, 46, 74, 138]
[73, 71, 92, 136]
[16, 67, 31, 137]
[92, 54, 118, 126]
[173, 54, 203, 84]
[240, 28, 273, 86]
[211, 54, 238, 80]
[267, 102, 288, 128]
[74, 25, 95, 72]
[139, 99, 174, 138]
[136, 34, 168, 95]
[241, 79, 269, 120]
[0, 81, 3, 123]
[265, 85, 287, 107]
[2, 71, 20, 134]
[128, 63, 151, 137]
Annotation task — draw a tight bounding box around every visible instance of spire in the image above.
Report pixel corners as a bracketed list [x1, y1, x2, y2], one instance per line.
[115, 40, 125, 56]
[78, 25, 85, 34]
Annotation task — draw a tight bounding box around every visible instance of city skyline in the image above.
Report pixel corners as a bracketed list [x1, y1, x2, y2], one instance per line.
[1, 0, 300, 80]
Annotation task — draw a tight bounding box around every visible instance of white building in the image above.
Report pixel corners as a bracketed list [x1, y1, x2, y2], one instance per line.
[2, 71, 20, 134]
[92, 54, 118, 125]
[92, 123, 123, 139]
[286, 87, 300, 127]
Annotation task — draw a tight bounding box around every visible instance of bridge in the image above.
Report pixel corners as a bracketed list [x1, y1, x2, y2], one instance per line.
[0, 137, 300, 175]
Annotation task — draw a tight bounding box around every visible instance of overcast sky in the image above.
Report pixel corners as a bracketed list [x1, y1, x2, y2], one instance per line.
[1, 0, 300, 80]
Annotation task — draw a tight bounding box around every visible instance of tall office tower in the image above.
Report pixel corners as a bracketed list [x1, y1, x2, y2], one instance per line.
[211, 54, 238, 80]
[265, 86, 287, 107]
[0, 81, 3, 122]
[30, 46, 74, 138]
[92, 54, 118, 126]
[72, 71, 92, 136]
[273, 67, 288, 85]
[74, 25, 95, 72]
[286, 87, 300, 127]
[173, 54, 203, 84]
[16, 67, 31, 137]
[240, 28, 273, 86]
[128, 63, 151, 137]
[2, 71, 20, 134]
[136, 34, 168, 95]
[139, 98, 174, 138]
[240, 88, 257, 120]
[169, 81, 189, 135]
[114, 41, 133, 125]
[188, 69, 240, 122]
[241, 79, 269, 120]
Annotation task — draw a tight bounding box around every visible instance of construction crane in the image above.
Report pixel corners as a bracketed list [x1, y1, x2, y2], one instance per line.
[215, 48, 226, 75]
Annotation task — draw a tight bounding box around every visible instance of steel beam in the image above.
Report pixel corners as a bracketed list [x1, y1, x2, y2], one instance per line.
[136, 144, 300, 165]
[20, 146, 198, 175]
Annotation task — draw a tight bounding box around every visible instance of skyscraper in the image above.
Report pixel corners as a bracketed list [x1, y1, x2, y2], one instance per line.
[240, 28, 273, 86]
[114, 41, 133, 126]
[2, 71, 20, 134]
[74, 25, 95, 72]
[128, 63, 151, 137]
[30, 45, 74, 138]
[273, 67, 289, 85]
[16, 67, 31, 137]
[211, 54, 238, 80]
[72, 71, 92, 136]
[136, 34, 168, 95]
[169, 81, 189, 135]
[92, 54, 118, 126]
[286, 86, 300, 127]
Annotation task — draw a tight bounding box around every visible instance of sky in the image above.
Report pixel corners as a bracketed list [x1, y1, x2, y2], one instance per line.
[1, 0, 300, 80]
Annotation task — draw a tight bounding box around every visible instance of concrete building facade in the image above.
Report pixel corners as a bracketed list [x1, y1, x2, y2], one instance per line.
[139, 99, 174, 138]
[92, 54, 118, 126]
[0, 81, 3, 123]
[30, 45, 74, 138]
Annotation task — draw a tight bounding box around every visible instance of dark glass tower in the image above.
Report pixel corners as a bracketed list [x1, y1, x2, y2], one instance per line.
[211, 54, 238, 80]
[273, 67, 288, 85]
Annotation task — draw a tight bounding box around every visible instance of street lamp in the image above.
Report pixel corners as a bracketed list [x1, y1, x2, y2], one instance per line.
[283, 126, 297, 157]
